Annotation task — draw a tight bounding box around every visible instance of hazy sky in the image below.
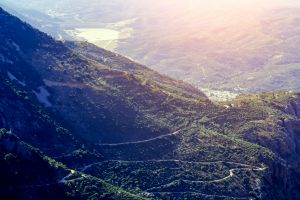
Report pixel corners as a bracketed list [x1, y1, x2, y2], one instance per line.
[2, 0, 300, 10]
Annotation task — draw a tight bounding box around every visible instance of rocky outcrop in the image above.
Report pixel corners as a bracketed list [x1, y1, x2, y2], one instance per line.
[265, 98, 300, 200]
[285, 100, 300, 119]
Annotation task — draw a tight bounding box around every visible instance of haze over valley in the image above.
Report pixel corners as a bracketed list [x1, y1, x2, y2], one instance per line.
[0, 1, 300, 200]
[2, 0, 300, 100]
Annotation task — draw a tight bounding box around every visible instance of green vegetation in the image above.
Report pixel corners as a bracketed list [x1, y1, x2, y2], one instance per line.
[0, 129, 150, 200]
[0, 7, 300, 200]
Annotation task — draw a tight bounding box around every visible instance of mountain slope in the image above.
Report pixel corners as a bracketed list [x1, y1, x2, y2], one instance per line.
[0, 7, 300, 200]
[0, 129, 149, 200]
[3, 1, 300, 98]
[0, 7, 209, 144]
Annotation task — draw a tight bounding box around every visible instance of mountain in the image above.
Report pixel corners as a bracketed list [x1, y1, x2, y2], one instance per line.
[2, 0, 300, 99]
[0, 6, 207, 145]
[0, 7, 300, 200]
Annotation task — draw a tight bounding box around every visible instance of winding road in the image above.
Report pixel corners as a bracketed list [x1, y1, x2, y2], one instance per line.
[150, 191, 249, 200]
[142, 162, 266, 192]
[77, 159, 267, 199]
[79, 159, 267, 185]
[56, 126, 268, 199]
[96, 130, 180, 146]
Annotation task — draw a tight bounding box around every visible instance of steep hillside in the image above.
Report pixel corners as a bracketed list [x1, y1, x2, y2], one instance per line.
[84, 91, 300, 200]
[0, 7, 300, 200]
[0, 129, 149, 200]
[0, 7, 208, 145]
[0, 54, 76, 156]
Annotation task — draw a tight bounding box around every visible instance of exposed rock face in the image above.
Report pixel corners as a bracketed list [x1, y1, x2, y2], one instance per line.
[285, 100, 300, 118]
[280, 101, 300, 199]
[255, 99, 300, 200]
[282, 99, 300, 159]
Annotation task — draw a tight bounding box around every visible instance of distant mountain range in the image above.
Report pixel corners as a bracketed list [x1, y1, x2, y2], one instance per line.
[0, 7, 300, 200]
